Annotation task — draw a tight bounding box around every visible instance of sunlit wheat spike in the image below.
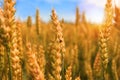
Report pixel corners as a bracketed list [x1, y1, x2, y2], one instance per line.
[99, 30, 109, 80]
[99, 30, 108, 70]
[3, 0, 16, 42]
[103, 0, 113, 41]
[51, 9, 58, 26]
[34, 45, 46, 73]
[10, 15, 22, 80]
[3, 0, 16, 80]
[104, 0, 113, 23]
[51, 8, 66, 54]
[101, 0, 113, 43]
[50, 43, 62, 80]
[16, 20, 23, 61]
[47, 8, 66, 80]
[11, 29, 22, 80]
[26, 42, 45, 80]
[98, 0, 113, 79]
[65, 64, 72, 80]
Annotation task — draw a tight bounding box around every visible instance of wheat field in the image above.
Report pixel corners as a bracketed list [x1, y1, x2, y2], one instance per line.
[0, 0, 120, 80]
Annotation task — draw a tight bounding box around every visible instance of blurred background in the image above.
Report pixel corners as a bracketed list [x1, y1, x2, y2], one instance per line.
[13, 0, 120, 23]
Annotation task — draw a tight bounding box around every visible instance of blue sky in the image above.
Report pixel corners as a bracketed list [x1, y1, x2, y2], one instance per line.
[15, 0, 120, 23]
